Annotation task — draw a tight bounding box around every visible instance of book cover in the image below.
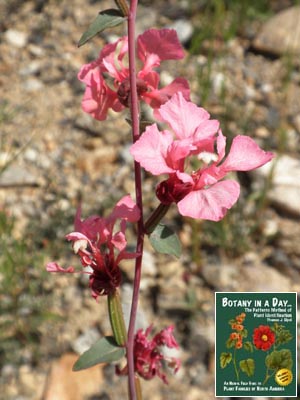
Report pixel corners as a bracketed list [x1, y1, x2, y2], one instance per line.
[215, 292, 297, 397]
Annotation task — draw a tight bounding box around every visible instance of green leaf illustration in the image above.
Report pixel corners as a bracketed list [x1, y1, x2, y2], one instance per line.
[240, 328, 248, 338]
[149, 224, 181, 258]
[240, 358, 255, 376]
[78, 9, 125, 47]
[220, 352, 232, 368]
[72, 336, 125, 371]
[276, 329, 293, 346]
[243, 341, 254, 352]
[226, 337, 235, 348]
[265, 349, 293, 371]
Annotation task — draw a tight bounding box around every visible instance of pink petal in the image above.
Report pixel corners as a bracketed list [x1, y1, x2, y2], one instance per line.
[221, 136, 274, 172]
[46, 262, 75, 273]
[177, 180, 240, 221]
[137, 29, 184, 68]
[158, 92, 210, 139]
[81, 75, 122, 121]
[66, 231, 92, 246]
[111, 231, 127, 252]
[194, 119, 220, 144]
[130, 125, 175, 175]
[143, 78, 190, 110]
[78, 59, 103, 85]
[154, 325, 179, 349]
[99, 37, 129, 81]
[112, 195, 141, 222]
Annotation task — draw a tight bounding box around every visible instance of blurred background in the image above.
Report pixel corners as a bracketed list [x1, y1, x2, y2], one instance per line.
[0, 0, 300, 399]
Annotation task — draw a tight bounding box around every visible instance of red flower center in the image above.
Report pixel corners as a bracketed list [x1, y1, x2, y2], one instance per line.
[117, 78, 148, 106]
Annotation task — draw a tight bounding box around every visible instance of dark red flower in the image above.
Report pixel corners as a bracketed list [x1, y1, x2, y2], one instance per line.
[117, 325, 180, 384]
[253, 325, 275, 351]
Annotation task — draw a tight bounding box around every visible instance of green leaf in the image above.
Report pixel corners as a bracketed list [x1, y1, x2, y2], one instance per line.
[220, 352, 232, 368]
[78, 9, 126, 47]
[243, 341, 254, 352]
[72, 336, 125, 371]
[149, 224, 181, 258]
[240, 358, 255, 376]
[265, 349, 293, 370]
[226, 337, 235, 348]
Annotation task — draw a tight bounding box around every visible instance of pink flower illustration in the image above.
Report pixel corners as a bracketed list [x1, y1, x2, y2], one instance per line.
[78, 28, 190, 120]
[46, 195, 140, 299]
[131, 92, 274, 221]
[117, 325, 180, 384]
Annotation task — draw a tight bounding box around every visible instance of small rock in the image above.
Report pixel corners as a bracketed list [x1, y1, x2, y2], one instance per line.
[20, 60, 43, 76]
[22, 78, 44, 91]
[19, 364, 46, 398]
[72, 327, 101, 354]
[168, 19, 194, 44]
[0, 164, 39, 187]
[253, 155, 300, 216]
[202, 264, 241, 290]
[43, 353, 104, 400]
[253, 6, 300, 56]
[5, 29, 28, 48]
[240, 264, 291, 292]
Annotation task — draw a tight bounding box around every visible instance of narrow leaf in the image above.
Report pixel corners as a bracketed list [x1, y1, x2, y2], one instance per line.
[149, 224, 181, 258]
[78, 9, 126, 47]
[72, 336, 125, 371]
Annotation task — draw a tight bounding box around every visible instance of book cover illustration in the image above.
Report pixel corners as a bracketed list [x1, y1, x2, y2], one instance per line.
[215, 292, 297, 397]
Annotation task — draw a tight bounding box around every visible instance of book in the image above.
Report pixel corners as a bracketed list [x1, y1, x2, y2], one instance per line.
[215, 292, 297, 397]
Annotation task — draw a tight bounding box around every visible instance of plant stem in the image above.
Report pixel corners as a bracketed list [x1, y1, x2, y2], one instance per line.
[127, 1, 144, 399]
[233, 348, 239, 380]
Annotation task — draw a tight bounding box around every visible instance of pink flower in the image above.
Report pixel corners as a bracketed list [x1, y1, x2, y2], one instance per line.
[130, 93, 274, 221]
[78, 29, 190, 120]
[46, 195, 140, 299]
[117, 325, 180, 384]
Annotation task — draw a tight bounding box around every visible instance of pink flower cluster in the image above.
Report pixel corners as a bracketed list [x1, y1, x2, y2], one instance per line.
[78, 28, 190, 120]
[117, 325, 180, 384]
[46, 195, 140, 300]
[131, 92, 274, 221]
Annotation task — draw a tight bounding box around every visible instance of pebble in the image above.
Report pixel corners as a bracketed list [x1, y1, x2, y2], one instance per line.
[4, 29, 28, 48]
[253, 6, 300, 56]
[168, 19, 194, 44]
[22, 78, 44, 91]
[72, 327, 101, 354]
[254, 155, 300, 216]
[20, 60, 43, 76]
[0, 164, 39, 187]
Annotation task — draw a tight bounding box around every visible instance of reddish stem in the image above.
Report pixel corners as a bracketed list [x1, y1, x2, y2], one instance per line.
[127, 1, 144, 399]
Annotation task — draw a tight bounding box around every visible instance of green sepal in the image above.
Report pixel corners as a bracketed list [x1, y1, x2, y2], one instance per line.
[78, 9, 126, 47]
[72, 336, 125, 371]
[149, 223, 181, 258]
[108, 291, 127, 346]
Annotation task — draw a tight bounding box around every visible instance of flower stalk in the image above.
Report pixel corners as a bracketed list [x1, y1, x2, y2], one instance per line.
[127, 0, 145, 399]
